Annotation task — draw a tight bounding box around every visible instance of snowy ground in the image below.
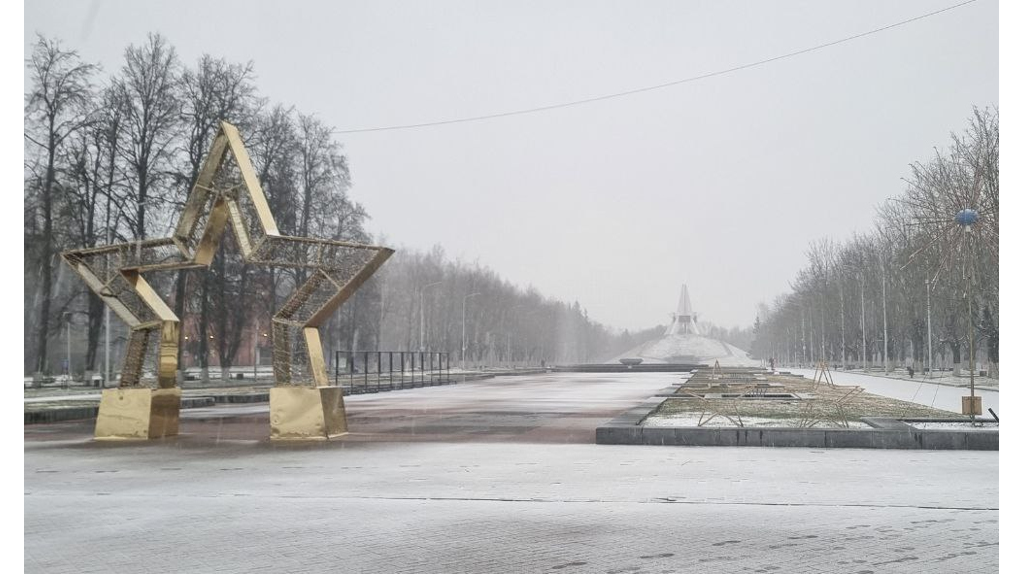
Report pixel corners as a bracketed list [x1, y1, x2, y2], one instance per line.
[789, 368, 999, 416]
[24, 372, 999, 573]
[830, 368, 999, 389]
[613, 333, 760, 367]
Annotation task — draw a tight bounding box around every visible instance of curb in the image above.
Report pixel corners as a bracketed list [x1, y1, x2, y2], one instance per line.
[596, 395, 998, 450]
[25, 370, 549, 425]
[24, 396, 216, 425]
[597, 424, 998, 450]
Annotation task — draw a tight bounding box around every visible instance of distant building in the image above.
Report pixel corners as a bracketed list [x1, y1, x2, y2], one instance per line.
[178, 316, 272, 369]
[612, 284, 758, 367]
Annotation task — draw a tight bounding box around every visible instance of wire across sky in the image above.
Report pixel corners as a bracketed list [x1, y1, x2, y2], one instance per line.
[334, 0, 982, 134]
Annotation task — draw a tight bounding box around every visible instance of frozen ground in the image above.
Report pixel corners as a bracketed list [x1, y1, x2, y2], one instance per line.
[789, 368, 999, 415]
[613, 333, 760, 367]
[25, 372, 998, 573]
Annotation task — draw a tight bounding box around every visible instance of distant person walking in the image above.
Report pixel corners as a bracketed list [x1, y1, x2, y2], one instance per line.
[769, 357, 775, 372]
[907, 366, 915, 378]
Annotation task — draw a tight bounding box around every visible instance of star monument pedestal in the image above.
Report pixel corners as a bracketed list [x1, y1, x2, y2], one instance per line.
[269, 386, 348, 440]
[94, 387, 182, 440]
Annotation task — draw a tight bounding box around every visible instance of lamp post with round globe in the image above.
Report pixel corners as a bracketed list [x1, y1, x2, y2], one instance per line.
[955, 208, 980, 417]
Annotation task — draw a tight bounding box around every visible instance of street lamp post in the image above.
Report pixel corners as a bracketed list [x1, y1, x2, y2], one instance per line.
[520, 309, 542, 368]
[882, 266, 889, 373]
[860, 274, 867, 371]
[62, 312, 72, 386]
[508, 304, 526, 369]
[956, 208, 980, 418]
[104, 227, 112, 388]
[800, 306, 807, 366]
[253, 321, 259, 382]
[462, 292, 481, 370]
[926, 278, 933, 379]
[839, 279, 846, 370]
[60, 310, 92, 387]
[419, 281, 442, 352]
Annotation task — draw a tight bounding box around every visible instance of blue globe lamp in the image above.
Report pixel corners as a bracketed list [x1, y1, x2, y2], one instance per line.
[955, 208, 979, 229]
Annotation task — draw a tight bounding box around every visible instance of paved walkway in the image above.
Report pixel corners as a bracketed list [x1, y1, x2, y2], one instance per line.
[841, 369, 999, 391]
[24, 372, 998, 573]
[790, 368, 1000, 415]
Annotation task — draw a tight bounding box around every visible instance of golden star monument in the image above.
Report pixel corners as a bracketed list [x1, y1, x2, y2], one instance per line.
[62, 122, 394, 440]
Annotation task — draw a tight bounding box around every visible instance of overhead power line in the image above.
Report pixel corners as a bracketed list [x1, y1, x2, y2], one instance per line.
[334, 0, 981, 134]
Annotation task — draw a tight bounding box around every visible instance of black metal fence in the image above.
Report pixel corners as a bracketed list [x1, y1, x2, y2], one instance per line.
[333, 351, 452, 394]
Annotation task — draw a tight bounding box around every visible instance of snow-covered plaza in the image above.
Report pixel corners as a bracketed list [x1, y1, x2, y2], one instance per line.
[25, 371, 998, 573]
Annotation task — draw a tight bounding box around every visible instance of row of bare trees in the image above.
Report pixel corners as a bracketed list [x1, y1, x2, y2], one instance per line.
[364, 246, 660, 368]
[24, 34, 645, 380]
[752, 108, 998, 377]
[700, 322, 755, 354]
[24, 34, 367, 379]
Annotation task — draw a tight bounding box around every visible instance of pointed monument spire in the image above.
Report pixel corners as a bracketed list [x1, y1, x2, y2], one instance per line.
[665, 284, 700, 336]
[677, 284, 693, 317]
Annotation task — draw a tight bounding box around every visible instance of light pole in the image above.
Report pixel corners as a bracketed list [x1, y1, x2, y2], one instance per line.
[882, 267, 888, 373]
[104, 227, 112, 387]
[462, 292, 481, 370]
[520, 309, 542, 367]
[955, 208, 980, 417]
[860, 273, 867, 371]
[62, 312, 72, 385]
[59, 310, 90, 386]
[800, 306, 807, 366]
[926, 278, 933, 379]
[507, 304, 526, 369]
[252, 321, 259, 381]
[419, 281, 442, 352]
[839, 278, 846, 370]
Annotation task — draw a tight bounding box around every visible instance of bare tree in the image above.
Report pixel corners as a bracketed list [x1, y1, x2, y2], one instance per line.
[24, 35, 97, 375]
[111, 33, 181, 240]
[758, 109, 998, 380]
[175, 54, 259, 380]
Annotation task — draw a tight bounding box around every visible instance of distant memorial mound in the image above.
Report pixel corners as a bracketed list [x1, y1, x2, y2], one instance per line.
[611, 284, 758, 367]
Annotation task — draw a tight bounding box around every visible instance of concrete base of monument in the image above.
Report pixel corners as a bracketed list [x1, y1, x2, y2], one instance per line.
[269, 386, 348, 440]
[94, 387, 181, 440]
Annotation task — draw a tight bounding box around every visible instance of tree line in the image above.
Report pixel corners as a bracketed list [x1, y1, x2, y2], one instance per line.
[751, 108, 998, 377]
[24, 34, 651, 380]
[367, 245, 668, 368]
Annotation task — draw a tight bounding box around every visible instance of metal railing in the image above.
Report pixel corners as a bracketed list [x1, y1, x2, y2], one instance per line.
[333, 351, 452, 394]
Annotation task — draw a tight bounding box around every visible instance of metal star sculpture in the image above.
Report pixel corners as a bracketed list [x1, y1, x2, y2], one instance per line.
[62, 122, 393, 440]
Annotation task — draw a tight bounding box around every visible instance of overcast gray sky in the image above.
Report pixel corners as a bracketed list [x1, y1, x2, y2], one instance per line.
[24, 0, 998, 332]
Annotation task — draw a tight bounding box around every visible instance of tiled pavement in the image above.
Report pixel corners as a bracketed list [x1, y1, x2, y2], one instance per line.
[24, 373, 998, 573]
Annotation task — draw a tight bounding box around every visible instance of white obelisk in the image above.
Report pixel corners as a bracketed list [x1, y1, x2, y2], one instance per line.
[665, 284, 699, 336]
